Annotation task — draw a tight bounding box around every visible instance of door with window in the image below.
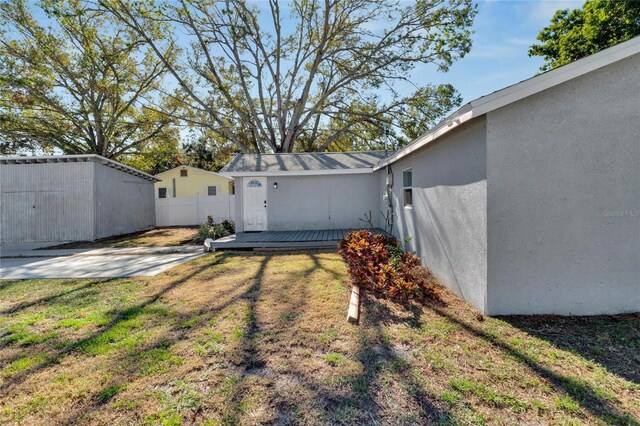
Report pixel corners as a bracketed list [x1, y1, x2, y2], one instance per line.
[243, 177, 267, 231]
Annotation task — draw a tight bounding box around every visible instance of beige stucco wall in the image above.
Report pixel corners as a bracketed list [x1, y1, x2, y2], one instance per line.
[155, 166, 233, 198]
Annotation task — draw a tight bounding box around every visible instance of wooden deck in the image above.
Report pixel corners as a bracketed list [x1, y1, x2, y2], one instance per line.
[212, 228, 388, 249]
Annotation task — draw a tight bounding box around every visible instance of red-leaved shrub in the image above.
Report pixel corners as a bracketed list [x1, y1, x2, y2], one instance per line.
[337, 230, 440, 303]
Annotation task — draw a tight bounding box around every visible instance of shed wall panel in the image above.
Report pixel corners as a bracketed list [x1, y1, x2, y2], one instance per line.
[94, 163, 155, 239]
[0, 162, 94, 243]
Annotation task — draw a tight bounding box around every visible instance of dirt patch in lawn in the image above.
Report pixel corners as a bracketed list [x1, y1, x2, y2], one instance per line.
[42, 227, 199, 249]
[0, 251, 638, 425]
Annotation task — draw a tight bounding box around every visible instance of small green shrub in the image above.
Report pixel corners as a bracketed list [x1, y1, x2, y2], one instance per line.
[193, 217, 235, 243]
[220, 219, 235, 235]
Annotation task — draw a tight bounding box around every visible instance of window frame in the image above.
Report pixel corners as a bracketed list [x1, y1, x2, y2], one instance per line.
[158, 187, 167, 199]
[207, 185, 217, 196]
[180, 169, 188, 177]
[402, 168, 413, 208]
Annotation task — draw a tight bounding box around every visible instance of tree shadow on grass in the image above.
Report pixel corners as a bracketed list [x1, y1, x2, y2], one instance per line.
[501, 314, 640, 386]
[0, 280, 25, 292]
[333, 294, 462, 425]
[223, 251, 459, 425]
[428, 305, 640, 426]
[0, 253, 232, 396]
[0, 278, 117, 315]
[209, 254, 271, 424]
[54, 252, 267, 425]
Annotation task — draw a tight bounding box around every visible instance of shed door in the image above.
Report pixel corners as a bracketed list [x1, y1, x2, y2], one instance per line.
[1, 191, 64, 243]
[243, 177, 267, 231]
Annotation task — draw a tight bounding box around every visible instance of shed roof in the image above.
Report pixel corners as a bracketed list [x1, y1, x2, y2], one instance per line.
[0, 154, 157, 182]
[219, 151, 390, 176]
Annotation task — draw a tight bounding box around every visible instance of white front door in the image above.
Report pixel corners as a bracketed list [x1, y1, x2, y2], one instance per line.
[243, 177, 267, 231]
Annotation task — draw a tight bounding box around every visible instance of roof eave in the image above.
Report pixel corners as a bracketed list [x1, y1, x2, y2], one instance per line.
[219, 168, 375, 177]
[374, 106, 474, 170]
[374, 36, 640, 170]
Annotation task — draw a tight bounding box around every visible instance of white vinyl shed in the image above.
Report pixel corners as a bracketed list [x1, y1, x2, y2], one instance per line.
[0, 154, 156, 244]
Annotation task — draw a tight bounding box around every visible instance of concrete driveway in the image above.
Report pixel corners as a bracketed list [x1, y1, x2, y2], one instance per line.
[0, 245, 203, 279]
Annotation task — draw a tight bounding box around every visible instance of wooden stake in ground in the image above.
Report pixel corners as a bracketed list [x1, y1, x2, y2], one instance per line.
[347, 285, 361, 324]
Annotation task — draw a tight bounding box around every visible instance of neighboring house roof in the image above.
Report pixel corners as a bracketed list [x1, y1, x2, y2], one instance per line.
[154, 165, 232, 180]
[0, 154, 157, 181]
[375, 35, 640, 170]
[219, 151, 391, 176]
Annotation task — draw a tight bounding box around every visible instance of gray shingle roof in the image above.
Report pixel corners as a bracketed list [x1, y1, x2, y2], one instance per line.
[220, 151, 391, 175]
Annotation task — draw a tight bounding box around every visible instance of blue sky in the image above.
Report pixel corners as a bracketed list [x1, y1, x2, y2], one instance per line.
[419, 0, 583, 104]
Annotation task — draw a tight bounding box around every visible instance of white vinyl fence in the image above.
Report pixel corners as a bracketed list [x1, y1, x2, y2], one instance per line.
[155, 195, 235, 226]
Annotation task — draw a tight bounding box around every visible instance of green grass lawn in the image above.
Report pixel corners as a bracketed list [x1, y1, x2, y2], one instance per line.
[0, 251, 638, 425]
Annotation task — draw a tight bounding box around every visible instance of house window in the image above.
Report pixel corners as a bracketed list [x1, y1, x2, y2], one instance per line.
[158, 187, 167, 199]
[180, 169, 188, 177]
[403, 168, 412, 207]
[247, 179, 262, 188]
[207, 186, 217, 196]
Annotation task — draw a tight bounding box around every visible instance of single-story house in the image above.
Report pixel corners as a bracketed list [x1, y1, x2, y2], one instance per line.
[0, 154, 156, 244]
[220, 37, 639, 316]
[220, 151, 389, 231]
[154, 165, 235, 226]
[154, 165, 233, 199]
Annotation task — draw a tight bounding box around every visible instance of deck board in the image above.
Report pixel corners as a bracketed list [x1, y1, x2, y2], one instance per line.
[213, 228, 388, 249]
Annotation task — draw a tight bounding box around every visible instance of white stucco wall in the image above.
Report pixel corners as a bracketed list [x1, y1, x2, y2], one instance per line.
[486, 53, 640, 315]
[266, 174, 380, 231]
[234, 177, 244, 232]
[387, 118, 488, 312]
[232, 173, 381, 232]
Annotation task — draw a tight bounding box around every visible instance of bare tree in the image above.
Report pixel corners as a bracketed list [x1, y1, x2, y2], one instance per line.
[100, 0, 476, 153]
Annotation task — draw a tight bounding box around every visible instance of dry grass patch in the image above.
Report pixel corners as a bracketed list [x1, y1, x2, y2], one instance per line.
[42, 227, 199, 249]
[0, 251, 638, 425]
